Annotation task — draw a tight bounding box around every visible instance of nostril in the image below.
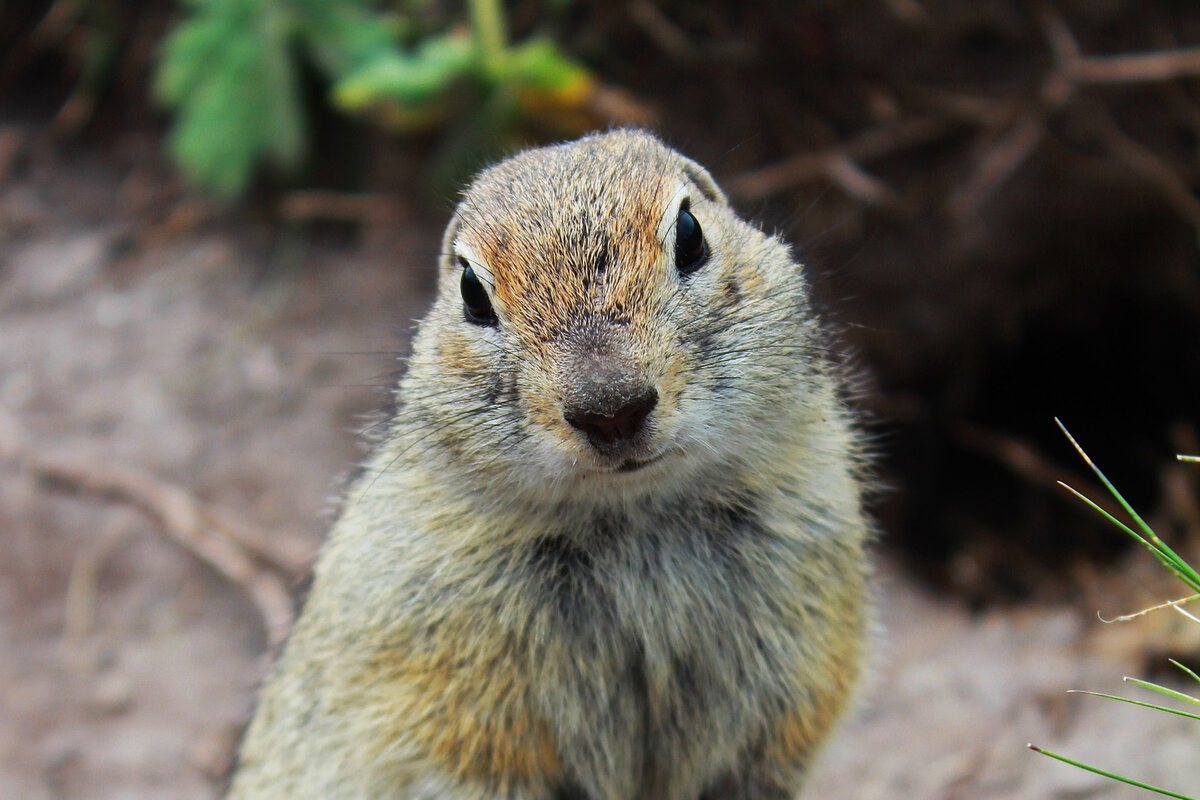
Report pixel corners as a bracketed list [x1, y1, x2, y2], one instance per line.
[564, 389, 658, 448]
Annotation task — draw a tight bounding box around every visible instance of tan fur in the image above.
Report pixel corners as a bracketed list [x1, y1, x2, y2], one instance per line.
[227, 130, 872, 800]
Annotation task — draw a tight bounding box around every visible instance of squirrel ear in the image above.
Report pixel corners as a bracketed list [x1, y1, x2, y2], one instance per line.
[681, 158, 726, 205]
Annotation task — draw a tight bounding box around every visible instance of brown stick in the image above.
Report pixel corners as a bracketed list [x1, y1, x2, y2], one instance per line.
[627, 1, 695, 62]
[1090, 105, 1200, 231]
[947, 111, 1050, 222]
[823, 153, 899, 208]
[734, 4, 1200, 212]
[956, 424, 1125, 522]
[728, 116, 958, 200]
[947, 3, 1078, 219]
[1071, 48, 1200, 86]
[62, 518, 136, 663]
[278, 191, 399, 224]
[1, 437, 298, 648]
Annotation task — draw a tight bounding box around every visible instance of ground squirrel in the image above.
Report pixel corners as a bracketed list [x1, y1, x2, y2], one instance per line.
[227, 130, 871, 800]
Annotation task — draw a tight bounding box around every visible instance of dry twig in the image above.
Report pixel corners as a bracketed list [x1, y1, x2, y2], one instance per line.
[62, 519, 136, 647]
[880, 0, 927, 26]
[728, 115, 958, 201]
[279, 191, 400, 225]
[627, 1, 694, 62]
[953, 3, 1200, 224]
[735, 2, 1200, 230]
[1089, 105, 1200, 231]
[956, 424, 1125, 522]
[0, 426, 300, 648]
[1071, 48, 1200, 85]
[947, 111, 1054, 222]
[947, 3, 1077, 220]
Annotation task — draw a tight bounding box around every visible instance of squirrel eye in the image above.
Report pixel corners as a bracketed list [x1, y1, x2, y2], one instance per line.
[459, 258, 496, 325]
[675, 207, 708, 276]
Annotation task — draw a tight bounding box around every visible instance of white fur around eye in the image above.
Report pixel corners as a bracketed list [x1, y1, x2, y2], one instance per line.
[452, 241, 492, 283]
[657, 184, 691, 247]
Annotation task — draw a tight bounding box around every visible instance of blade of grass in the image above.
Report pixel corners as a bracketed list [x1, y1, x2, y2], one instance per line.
[1056, 419, 1200, 592]
[1176, 605, 1200, 625]
[1028, 745, 1198, 800]
[1125, 676, 1200, 706]
[1100, 594, 1200, 623]
[1171, 659, 1200, 685]
[1058, 480, 1182, 575]
[1056, 418, 1159, 541]
[1041, 425, 1200, 799]
[1067, 690, 1200, 722]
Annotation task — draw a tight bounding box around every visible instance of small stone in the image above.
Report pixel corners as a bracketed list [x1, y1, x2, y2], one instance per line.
[86, 670, 134, 715]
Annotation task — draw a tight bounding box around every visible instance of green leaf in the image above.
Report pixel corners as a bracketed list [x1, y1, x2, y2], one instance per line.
[502, 38, 589, 91]
[156, 0, 305, 195]
[292, 0, 398, 77]
[332, 33, 475, 110]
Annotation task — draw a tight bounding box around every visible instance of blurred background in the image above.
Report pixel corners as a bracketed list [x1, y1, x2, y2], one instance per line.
[3, 1, 1200, 797]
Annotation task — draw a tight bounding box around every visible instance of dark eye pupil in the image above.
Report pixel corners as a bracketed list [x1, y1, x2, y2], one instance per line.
[460, 259, 495, 324]
[675, 207, 707, 275]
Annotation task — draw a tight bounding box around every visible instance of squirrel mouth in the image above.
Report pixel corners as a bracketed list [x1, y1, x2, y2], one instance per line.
[614, 452, 666, 473]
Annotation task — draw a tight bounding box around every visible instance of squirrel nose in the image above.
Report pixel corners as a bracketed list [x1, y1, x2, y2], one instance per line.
[564, 389, 658, 449]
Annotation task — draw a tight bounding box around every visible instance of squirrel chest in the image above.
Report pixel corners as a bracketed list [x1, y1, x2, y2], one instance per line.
[335, 487, 859, 800]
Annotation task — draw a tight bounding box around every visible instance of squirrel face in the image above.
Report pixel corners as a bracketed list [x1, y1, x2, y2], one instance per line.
[410, 130, 824, 503]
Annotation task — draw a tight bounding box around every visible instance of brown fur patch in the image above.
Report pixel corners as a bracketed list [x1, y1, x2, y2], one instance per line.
[355, 646, 561, 786]
[764, 616, 863, 767]
[437, 331, 487, 377]
[458, 132, 676, 342]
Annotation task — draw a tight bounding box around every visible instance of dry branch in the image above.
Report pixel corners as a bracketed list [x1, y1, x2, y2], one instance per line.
[728, 115, 959, 200]
[956, 424, 1125, 522]
[1071, 48, 1200, 85]
[0, 426, 302, 648]
[278, 191, 400, 224]
[950, 4, 1200, 223]
[948, 111, 1051, 222]
[734, 2, 1200, 227]
[1090, 106, 1200, 231]
[62, 520, 135, 647]
[948, 4, 1077, 219]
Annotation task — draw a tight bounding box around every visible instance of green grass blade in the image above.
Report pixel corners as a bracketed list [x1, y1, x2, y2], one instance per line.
[1057, 481, 1157, 548]
[1125, 677, 1200, 706]
[1056, 419, 1200, 592]
[1171, 659, 1200, 685]
[1068, 690, 1200, 722]
[1057, 481, 1181, 576]
[1029, 745, 1198, 800]
[1056, 419, 1158, 540]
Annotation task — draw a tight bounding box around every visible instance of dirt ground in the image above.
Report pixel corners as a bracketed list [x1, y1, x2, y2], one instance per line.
[3, 138, 1199, 800]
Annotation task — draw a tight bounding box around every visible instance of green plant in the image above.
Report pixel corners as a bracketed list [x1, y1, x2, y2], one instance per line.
[1029, 420, 1200, 799]
[155, 0, 593, 195]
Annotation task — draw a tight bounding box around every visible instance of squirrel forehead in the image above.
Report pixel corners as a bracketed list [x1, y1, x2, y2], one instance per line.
[452, 133, 689, 325]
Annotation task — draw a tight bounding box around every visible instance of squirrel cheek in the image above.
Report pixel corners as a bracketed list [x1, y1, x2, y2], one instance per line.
[520, 380, 573, 440]
[436, 334, 488, 378]
[656, 358, 689, 411]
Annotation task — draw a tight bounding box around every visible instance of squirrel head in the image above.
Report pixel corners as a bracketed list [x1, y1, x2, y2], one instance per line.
[401, 130, 832, 505]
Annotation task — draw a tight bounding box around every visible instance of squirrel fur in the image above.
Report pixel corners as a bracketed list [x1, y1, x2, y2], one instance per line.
[227, 129, 871, 800]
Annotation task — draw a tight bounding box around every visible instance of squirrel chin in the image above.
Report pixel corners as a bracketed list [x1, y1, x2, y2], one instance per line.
[613, 451, 667, 473]
[571, 443, 683, 477]
[488, 446, 693, 506]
